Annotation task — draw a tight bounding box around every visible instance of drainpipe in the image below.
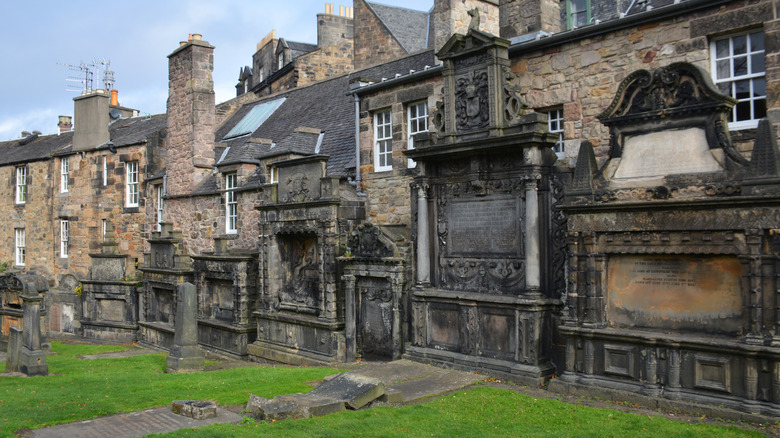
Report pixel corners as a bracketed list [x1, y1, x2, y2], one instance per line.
[353, 93, 367, 197]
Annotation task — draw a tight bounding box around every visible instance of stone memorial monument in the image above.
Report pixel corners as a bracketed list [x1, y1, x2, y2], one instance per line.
[166, 282, 204, 373]
[18, 292, 48, 376]
[552, 63, 780, 416]
[404, 28, 562, 384]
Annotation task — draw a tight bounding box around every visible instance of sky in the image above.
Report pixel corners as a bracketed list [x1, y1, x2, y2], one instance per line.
[0, 0, 433, 141]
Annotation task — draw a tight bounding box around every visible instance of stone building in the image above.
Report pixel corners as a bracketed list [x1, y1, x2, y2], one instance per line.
[1, 0, 780, 419]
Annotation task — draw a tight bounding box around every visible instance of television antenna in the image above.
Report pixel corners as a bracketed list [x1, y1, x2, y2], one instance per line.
[57, 58, 112, 94]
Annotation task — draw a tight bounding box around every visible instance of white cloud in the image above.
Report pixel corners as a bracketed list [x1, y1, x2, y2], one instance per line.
[0, 108, 61, 141]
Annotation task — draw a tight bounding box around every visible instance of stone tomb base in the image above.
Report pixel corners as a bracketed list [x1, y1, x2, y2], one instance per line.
[404, 288, 558, 386]
[197, 319, 255, 359]
[248, 313, 345, 365]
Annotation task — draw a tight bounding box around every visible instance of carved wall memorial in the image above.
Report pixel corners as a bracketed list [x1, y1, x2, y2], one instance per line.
[552, 63, 780, 417]
[192, 240, 258, 358]
[249, 155, 363, 365]
[139, 223, 194, 350]
[405, 29, 561, 385]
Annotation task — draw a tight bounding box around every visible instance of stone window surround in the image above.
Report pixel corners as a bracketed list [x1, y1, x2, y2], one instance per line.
[407, 101, 428, 169]
[566, 0, 590, 30]
[15, 166, 26, 204]
[60, 157, 69, 193]
[269, 165, 278, 184]
[126, 161, 139, 208]
[709, 29, 766, 131]
[15, 228, 25, 267]
[60, 219, 68, 259]
[374, 109, 393, 172]
[225, 172, 238, 234]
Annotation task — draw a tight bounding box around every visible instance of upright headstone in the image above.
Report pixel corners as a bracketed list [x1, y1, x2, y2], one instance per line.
[5, 327, 21, 373]
[166, 282, 204, 373]
[18, 292, 48, 376]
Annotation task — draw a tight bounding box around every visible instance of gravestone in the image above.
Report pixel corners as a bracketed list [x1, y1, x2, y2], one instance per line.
[166, 282, 204, 373]
[4, 327, 21, 373]
[18, 293, 48, 376]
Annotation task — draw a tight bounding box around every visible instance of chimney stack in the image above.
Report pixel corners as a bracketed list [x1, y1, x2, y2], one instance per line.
[72, 90, 110, 151]
[58, 116, 73, 133]
[166, 33, 216, 195]
[433, 0, 500, 55]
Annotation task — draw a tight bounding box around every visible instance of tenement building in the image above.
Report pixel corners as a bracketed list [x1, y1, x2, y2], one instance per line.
[1, 0, 780, 418]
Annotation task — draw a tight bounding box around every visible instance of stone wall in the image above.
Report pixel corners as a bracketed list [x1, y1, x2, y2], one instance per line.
[353, 0, 409, 70]
[513, 0, 776, 162]
[433, 0, 500, 54]
[0, 159, 55, 279]
[499, 0, 561, 38]
[166, 36, 216, 195]
[54, 146, 148, 282]
[358, 77, 440, 228]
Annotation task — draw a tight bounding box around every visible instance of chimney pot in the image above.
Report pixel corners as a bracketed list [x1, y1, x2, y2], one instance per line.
[192, 33, 202, 41]
[111, 89, 119, 106]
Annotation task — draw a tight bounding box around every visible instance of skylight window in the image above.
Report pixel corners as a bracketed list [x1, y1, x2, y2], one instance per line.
[223, 98, 286, 140]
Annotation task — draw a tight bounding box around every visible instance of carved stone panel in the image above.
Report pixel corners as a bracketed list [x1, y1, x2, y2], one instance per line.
[151, 287, 175, 325]
[152, 243, 175, 269]
[98, 299, 125, 322]
[447, 197, 521, 256]
[455, 68, 489, 133]
[357, 277, 393, 359]
[208, 280, 235, 322]
[478, 307, 515, 360]
[607, 255, 744, 335]
[428, 302, 461, 351]
[279, 235, 320, 314]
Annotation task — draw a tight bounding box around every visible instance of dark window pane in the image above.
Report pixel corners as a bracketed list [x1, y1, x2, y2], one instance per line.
[716, 60, 730, 79]
[735, 80, 750, 99]
[754, 99, 766, 120]
[717, 82, 732, 97]
[734, 56, 747, 76]
[733, 35, 746, 54]
[716, 39, 729, 58]
[750, 32, 764, 52]
[736, 101, 751, 121]
[751, 54, 765, 74]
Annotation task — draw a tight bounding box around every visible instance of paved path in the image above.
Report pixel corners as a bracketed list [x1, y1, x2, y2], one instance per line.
[32, 406, 242, 438]
[29, 359, 483, 437]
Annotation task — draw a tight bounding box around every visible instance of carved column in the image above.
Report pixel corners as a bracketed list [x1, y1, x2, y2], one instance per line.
[666, 349, 681, 399]
[743, 358, 760, 413]
[416, 184, 431, 284]
[642, 348, 660, 396]
[524, 175, 541, 293]
[391, 276, 404, 360]
[343, 274, 356, 362]
[745, 229, 763, 343]
[564, 232, 580, 326]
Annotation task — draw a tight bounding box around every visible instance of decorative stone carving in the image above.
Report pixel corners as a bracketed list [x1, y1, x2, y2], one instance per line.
[284, 173, 311, 203]
[347, 223, 395, 259]
[455, 69, 489, 133]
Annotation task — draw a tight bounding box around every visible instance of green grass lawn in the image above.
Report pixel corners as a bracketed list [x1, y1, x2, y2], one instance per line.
[0, 341, 339, 436]
[0, 342, 772, 437]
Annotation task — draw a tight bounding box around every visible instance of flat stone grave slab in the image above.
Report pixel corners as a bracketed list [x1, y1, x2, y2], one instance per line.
[171, 400, 217, 420]
[307, 372, 386, 409]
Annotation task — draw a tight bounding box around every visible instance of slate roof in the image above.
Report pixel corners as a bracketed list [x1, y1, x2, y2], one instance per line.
[0, 131, 73, 166]
[286, 41, 318, 54]
[215, 50, 436, 178]
[0, 114, 166, 167]
[366, 1, 431, 53]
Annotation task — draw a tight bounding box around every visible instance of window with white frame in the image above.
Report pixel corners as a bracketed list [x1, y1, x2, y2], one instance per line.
[126, 161, 139, 207]
[547, 108, 565, 157]
[374, 110, 393, 172]
[102, 155, 108, 186]
[711, 30, 766, 129]
[225, 173, 238, 234]
[277, 53, 284, 70]
[407, 102, 428, 168]
[60, 158, 69, 193]
[60, 219, 69, 258]
[566, 0, 590, 29]
[102, 219, 107, 240]
[15, 228, 25, 266]
[156, 184, 164, 231]
[270, 166, 278, 184]
[15, 166, 26, 204]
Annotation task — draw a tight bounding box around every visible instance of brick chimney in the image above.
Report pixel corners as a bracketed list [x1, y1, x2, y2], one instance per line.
[58, 115, 73, 133]
[433, 0, 500, 54]
[72, 90, 110, 151]
[499, 0, 561, 39]
[166, 33, 216, 195]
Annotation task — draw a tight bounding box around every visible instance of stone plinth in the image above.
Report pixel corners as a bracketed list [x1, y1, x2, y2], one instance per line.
[166, 282, 204, 373]
[18, 294, 48, 376]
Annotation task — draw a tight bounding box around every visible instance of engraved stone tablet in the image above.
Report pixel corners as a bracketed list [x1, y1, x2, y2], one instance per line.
[449, 197, 520, 256]
[607, 255, 743, 334]
[613, 128, 723, 179]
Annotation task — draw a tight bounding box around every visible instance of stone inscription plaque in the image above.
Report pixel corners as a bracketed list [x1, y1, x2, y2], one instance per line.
[449, 197, 520, 255]
[607, 255, 743, 334]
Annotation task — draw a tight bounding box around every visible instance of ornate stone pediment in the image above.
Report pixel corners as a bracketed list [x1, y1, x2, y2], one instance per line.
[348, 222, 396, 259]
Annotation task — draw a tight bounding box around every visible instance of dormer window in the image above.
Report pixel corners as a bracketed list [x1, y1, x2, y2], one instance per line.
[278, 53, 284, 70]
